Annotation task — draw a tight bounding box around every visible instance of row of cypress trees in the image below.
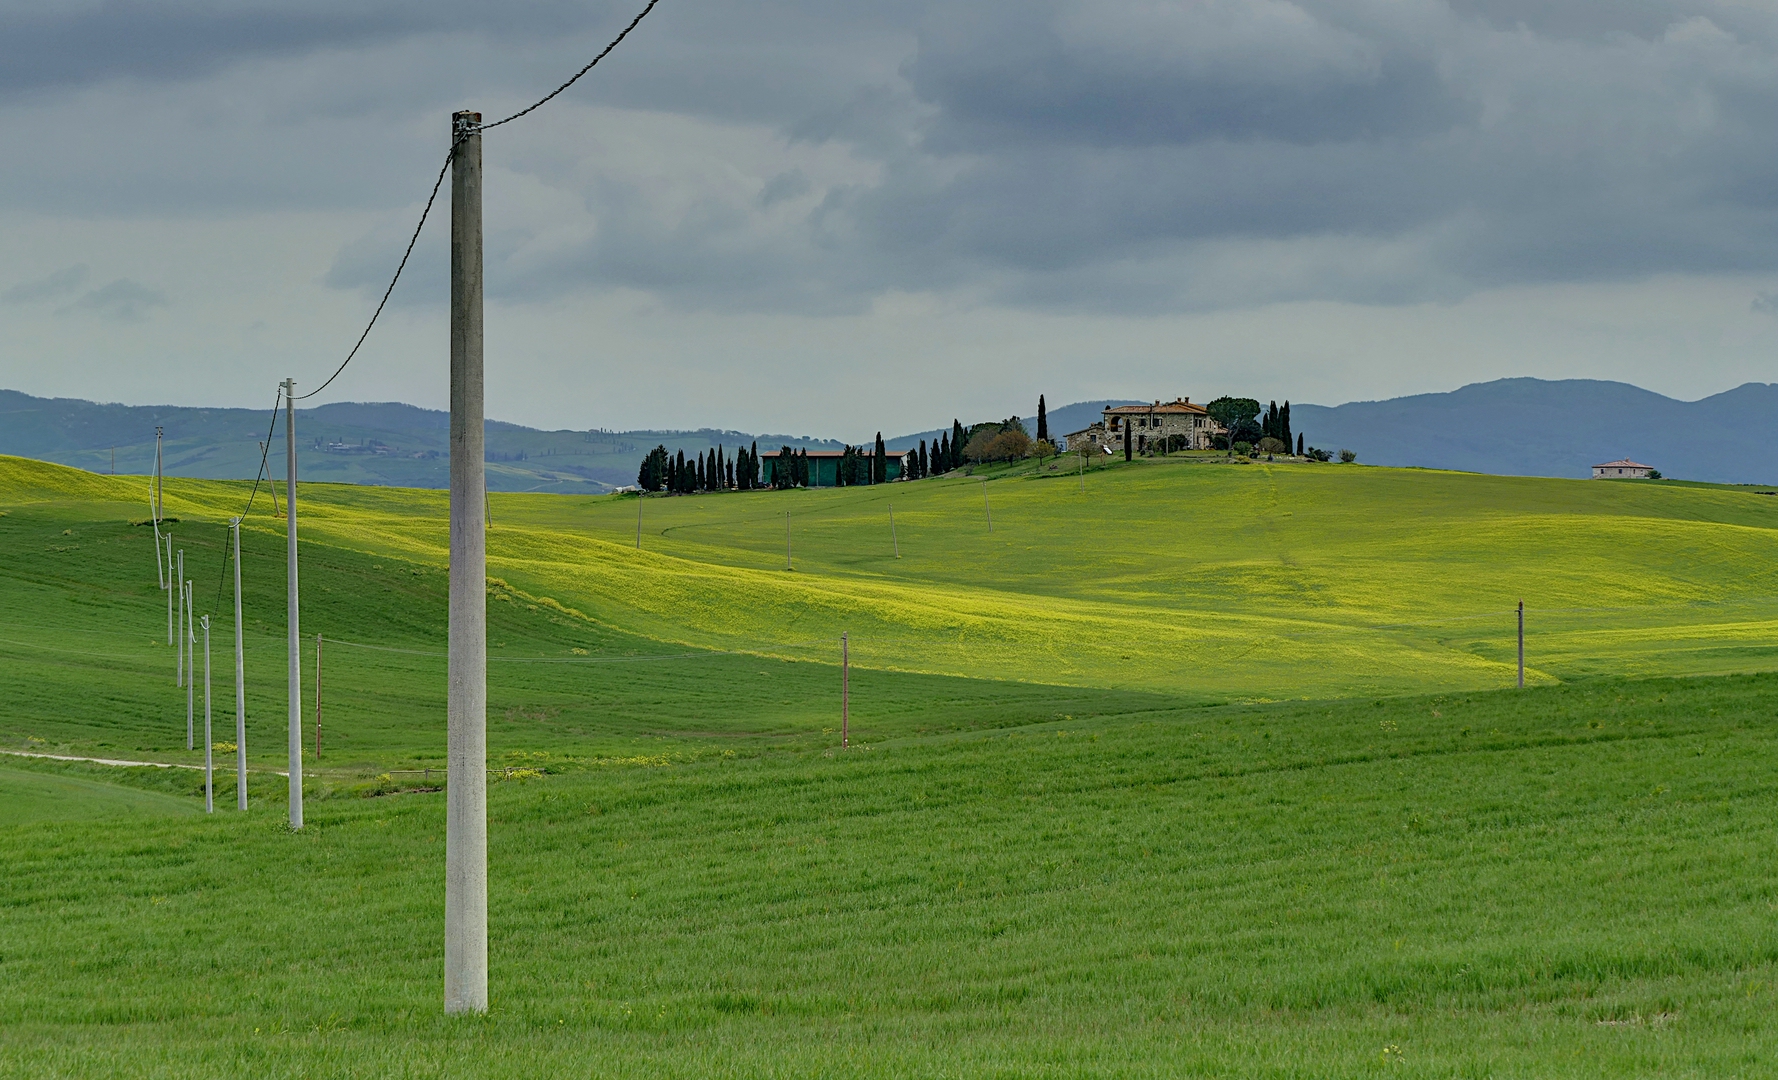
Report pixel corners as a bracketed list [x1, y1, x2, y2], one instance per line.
[637, 442, 767, 493]
[903, 420, 968, 481]
[1261, 401, 1292, 449]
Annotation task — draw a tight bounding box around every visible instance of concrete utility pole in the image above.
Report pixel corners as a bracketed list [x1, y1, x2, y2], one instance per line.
[176, 548, 185, 687]
[185, 580, 194, 751]
[202, 615, 213, 813]
[1517, 601, 1525, 689]
[232, 518, 247, 811]
[446, 109, 489, 1016]
[284, 378, 303, 830]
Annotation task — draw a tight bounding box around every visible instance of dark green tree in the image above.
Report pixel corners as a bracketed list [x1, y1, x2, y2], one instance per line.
[918, 440, 928, 479]
[938, 433, 950, 472]
[1036, 395, 1048, 443]
[1296, 432, 1304, 456]
[1124, 423, 1132, 462]
[637, 444, 668, 491]
[1206, 397, 1261, 453]
[1280, 402, 1292, 451]
[874, 433, 887, 484]
[951, 420, 966, 469]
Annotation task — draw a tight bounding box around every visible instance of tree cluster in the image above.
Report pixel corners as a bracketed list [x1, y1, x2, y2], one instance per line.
[962, 416, 1032, 464]
[832, 433, 891, 486]
[904, 419, 968, 481]
[1261, 401, 1292, 450]
[637, 441, 764, 493]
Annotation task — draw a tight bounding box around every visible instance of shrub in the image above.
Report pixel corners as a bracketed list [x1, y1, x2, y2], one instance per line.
[1305, 447, 1332, 462]
[1338, 449, 1357, 463]
[1257, 437, 1289, 455]
[1647, 469, 1663, 480]
[1233, 441, 1252, 456]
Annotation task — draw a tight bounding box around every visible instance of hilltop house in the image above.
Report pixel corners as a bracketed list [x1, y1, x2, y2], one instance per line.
[1593, 459, 1654, 479]
[1060, 398, 1223, 454]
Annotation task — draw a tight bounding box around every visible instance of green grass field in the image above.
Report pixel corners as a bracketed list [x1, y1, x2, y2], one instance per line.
[3, 452, 1778, 1076]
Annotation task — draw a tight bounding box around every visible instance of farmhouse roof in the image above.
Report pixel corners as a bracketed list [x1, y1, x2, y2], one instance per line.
[1103, 398, 1207, 416]
[1593, 459, 1651, 469]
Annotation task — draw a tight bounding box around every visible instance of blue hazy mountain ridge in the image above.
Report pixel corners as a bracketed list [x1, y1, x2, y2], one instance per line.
[6, 379, 1772, 490]
[0, 390, 843, 494]
[1289, 379, 1778, 485]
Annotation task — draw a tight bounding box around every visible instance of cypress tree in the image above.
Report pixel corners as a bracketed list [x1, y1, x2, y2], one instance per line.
[918, 440, 928, 479]
[874, 433, 886, 484]
[1036, 395, 1048, 443]
[938, 433, 949, 472]
[1124, 423, 1132, 462]
[1280, 402, 1291, 451]
[1296, 432, 1304, 456]
[799, 448, 810, 487]
[748, 441, 760, 489]
[952, 420, 966, 468]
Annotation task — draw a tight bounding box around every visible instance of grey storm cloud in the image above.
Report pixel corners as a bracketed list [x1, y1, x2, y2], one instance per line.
[12, 0, 1778, 315]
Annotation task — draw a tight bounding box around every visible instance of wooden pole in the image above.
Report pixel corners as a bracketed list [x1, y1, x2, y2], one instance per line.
[841, 631, 849, 749]
[635, 496, 643, 549]
[1517, 600, 1525, 689]
[786, 511, 792, 571]
[889, 504, 899, 558]
[315, 633, 323, 759]
[982, 480, 992, 532]
[445, 108, 489, 1016]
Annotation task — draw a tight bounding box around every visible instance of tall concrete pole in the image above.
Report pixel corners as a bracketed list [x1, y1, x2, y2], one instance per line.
[232, 518, 247, 810]
[166, 535, 174, 646]
[185, 581, 194, 751]
[202, 615, 213, 813]
[176, 548, 185, 687]
[446, 109, 488, 1015]
[285, 379, 302, 830]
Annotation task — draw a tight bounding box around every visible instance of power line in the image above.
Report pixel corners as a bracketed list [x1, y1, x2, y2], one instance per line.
[293, 0, 662, 403]
[477, 0, 662, 133]
[211, 388, 285, 615]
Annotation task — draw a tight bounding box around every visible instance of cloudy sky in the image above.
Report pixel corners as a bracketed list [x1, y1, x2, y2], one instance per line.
[2, 0, 1776, 436]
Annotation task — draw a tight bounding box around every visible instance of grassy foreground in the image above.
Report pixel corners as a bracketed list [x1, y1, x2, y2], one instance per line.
[3, 453, 1778, 1075]
[4, 676, 1778, 1077]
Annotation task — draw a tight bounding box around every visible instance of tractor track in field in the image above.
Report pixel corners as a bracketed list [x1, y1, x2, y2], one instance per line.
[0, 748, 289, 776]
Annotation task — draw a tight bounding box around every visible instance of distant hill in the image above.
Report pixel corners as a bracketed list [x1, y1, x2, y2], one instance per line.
[8, 379, 1771, 491]
[1290, 379, 1778, 485]
[0, 390, 842, 493]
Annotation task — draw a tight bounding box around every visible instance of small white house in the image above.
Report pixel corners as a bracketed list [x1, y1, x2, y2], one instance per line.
[1592, 459, 1653, 479]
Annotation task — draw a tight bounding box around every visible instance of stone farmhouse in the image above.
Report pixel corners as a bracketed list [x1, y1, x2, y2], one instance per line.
[1059, 398, 1223, 454]
[1592, 459, 1654, 479]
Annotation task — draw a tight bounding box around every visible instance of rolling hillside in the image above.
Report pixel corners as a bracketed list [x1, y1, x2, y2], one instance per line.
[4, 453, 1778, 1074]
